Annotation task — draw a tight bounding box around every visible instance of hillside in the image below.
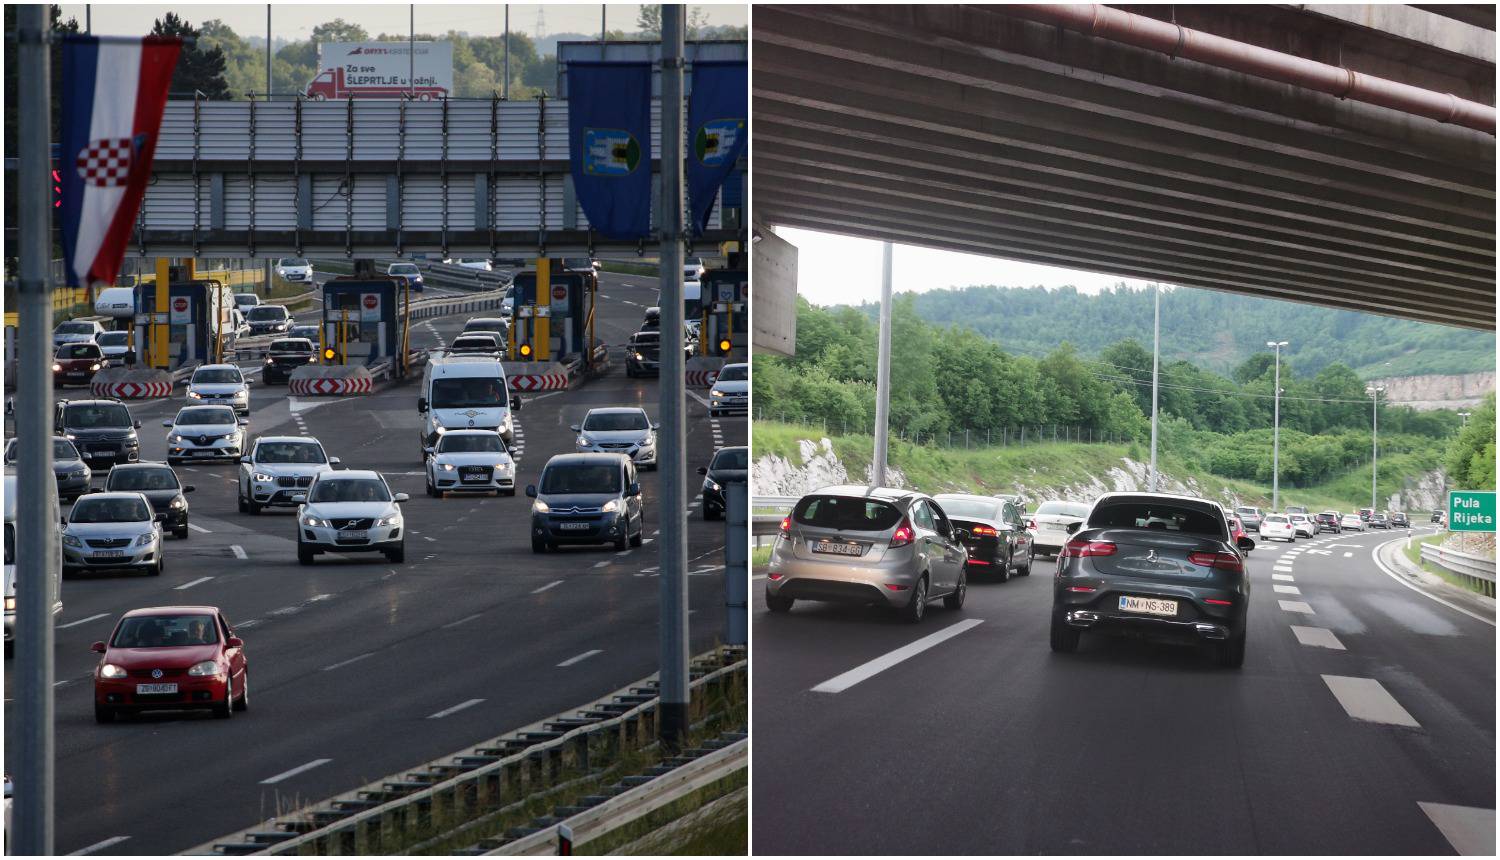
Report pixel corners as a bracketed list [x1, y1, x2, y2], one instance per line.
[862, 285, 1496, 379]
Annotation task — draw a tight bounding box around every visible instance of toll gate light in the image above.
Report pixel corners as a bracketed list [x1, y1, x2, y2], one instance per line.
[519, 343, 533, 358]
[718, 338, 732, 355]
[323, 347, 336, 361]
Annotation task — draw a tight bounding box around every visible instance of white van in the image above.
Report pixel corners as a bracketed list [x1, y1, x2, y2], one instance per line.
[4, 475, 63, 658]
[417, 355, 520, 462]
[93, 286, 136, 319]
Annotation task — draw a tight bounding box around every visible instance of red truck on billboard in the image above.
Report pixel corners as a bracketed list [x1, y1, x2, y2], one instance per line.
[305, 67, 449, 101]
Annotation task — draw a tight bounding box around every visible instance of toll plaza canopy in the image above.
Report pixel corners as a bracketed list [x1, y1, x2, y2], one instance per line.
[752, 4, 1495, 331]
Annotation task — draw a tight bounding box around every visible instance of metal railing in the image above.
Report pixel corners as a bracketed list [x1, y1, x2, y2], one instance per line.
[1421, 542, 1497, 597]
[752, 496, 798, 538]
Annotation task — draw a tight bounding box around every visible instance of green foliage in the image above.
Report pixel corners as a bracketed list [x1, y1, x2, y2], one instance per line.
[1445, 392, 1497, 490]
[153, 13, 231, 99]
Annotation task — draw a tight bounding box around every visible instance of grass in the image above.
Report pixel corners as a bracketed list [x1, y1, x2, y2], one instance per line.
[579, 779, 746, 855]
[754, 420, 1443, 513]
[751, 546, 772, 567]
[1403, 531, 1491, 596]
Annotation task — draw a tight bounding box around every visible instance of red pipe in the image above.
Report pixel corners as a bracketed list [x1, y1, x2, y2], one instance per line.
[1005, 4, 1495, 135]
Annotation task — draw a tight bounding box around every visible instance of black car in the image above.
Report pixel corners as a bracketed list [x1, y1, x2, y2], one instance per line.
[697, 446, 747, 520]
[932, 492, 1034, 582]
[1313, 511, 1341, 533]
[1391, 511, 1409, 527]
[627, 331, 662, 377]
[526, 454, 644, 552]
[1370, 512, 1391, 529]
[261, 338, 317, 384]
[102, 462, 194, 539]
[1431, 509, 1444, 523]
[1051, 492, 1254, 668]
[244, 305, 292, 336]
[54, 399, 141, 468]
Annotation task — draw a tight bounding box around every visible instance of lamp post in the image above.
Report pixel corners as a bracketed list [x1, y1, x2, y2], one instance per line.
[1148, 283, 1160, 492]
[1458, 410, 1472, 426]
[1266, 341, 1288, 511]
[1367, 385, 1385, 511]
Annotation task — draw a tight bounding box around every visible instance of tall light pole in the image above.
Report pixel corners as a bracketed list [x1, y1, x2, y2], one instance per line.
[1367, 385, 1385, 511]
[872, 242, 893, 488]
[1267, 341, 1288, 511]
[503, 5, 510, 100]
[1458, 410, 1472, 426]
[1148, 283, 1160, 492]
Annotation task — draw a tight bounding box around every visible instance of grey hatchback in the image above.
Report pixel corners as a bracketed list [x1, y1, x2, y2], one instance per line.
[765, 486, 968, 623]
[1051, 492, 1254, 667]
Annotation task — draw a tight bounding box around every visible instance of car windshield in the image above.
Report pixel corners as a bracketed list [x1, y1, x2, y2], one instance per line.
[280, 258, 309, 267]
[584, 411, 649, 432]
[1036, 500, 1091, 518]
[64, 403, 131, 428]
[936, 498, 1001, 520]
[69, 496, 151, 523]
[794, 495, 903, 531]
[56, 323, 93, 334]
[563, 258, 590, 269]
[57, 344, 101, 359]
[270, 340, 312, 353]
[439, 434, 504, 454]
[246, 307, 287, 321]
[290, 327, 318, 339]
[717, 365, 748, 382]
[176, 406, 235, 426]
[97, 332, 128, 346]
[390, 264, 418, 274]
[1090, 502, 1224, 537]
[431, 377, 508, 409]
[711, 448, 747, 470]
[111, 613, 218, 648]
[540, 464, 621, 495]
[453, 337, 499, 350]
[54, 439, 80, 460]
[234, 294, 258, 304]
[631, 333, 660, 346]
[310, 478, 390, 503]
[193, 368, 242, 385]
[256, 441, 326, 464]
[108, 468, 179, 491]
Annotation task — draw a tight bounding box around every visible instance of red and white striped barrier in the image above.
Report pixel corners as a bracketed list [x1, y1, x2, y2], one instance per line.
[686, 357, 727, 389]
[90, 368, 174, 400]
[288, 365, 375, 396]
[510, 372, 568, 392]
[685, 370, 720, 388]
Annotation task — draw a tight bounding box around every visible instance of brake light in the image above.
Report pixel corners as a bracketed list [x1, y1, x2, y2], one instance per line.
[889, 518, 914, 548]
[971, 525, 998, 537]
[779, 516, 790, 533]
[1067, 585, 1097, 593]
[1187, 551, 1244, 573]
[884, 583, 910, 591]
[1063, 539, 1116, 557]
[767, 572, 784, 581]
[1203, 597, 1234, 605]
[966, 558, 991, 566]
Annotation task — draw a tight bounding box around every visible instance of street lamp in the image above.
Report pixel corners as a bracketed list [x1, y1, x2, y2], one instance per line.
[1458, 410, 1472, 426]
[1367, 385, 1385, 511]
[1266, 341, 1288, 511]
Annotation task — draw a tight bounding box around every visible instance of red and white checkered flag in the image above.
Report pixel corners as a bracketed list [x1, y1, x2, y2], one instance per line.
[75, 137, 135, 187]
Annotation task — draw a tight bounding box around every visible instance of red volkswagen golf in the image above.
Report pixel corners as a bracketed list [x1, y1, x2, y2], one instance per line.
[92, 606, 248, 723]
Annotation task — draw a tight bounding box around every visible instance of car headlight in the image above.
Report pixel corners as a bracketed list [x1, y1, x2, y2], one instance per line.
[3, 596, 14, 612]
[188, 390, 202, 399]
[601, 499, 620, 513]
[64, 433, 76, 440]
[577, 436, 592, 447]
[533, 499, 550, 514]
[710, 389, 724, 398]
[234, 389, 247, 398]
[254, 472, 275, 483]
[265, 357, 275, 365]
[62, 534, 81, 547]
[633, 351, 644, 360]
[439, 462, 456, 472]
[170, 496, 187, 509]
[301, 514, 327, 528]
[99, 663, 127, 679]
[495, 461, 512, 473]
[51, 363, 61, 372]
[186, 660, 222, 677]
[69, 470, 85, 479]
[136, 533, 154, 546]
[169, 433, 184, 443]
[377, 513, 401, 527]
[704, 478, 721, 492]
[89, 363, 101, 371]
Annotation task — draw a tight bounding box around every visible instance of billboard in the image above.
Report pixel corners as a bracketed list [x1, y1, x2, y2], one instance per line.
[308, 42, 454, 100]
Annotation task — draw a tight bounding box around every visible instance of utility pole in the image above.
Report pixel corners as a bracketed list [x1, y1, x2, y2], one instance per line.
[657, 3, 689, 750]
[872, 241, 893, 488]
[1368, 385, 1384, 511]
[266, 5, 272, 97]
[1267, 340, 1288, 511]
[503, 5, 510, 100]
[601, 4, 607, 59]
[1148, 283, 1160, 492]
[16, 5, 57, 854]
[409, 4, 415, 99]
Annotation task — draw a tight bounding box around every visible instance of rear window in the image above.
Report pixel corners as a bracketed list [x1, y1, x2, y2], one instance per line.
[1035, 500, 1090, 518]
[58, 344, 101, 359]
[1089, 501, 1224, 538]
[793, 495, 903, 531]
[934, 498, 1000, 520]
[1265, 515, 1289, 524]
[97, 332, 129, 346]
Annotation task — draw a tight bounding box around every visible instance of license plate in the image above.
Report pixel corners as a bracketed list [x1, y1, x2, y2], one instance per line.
[812, 540, 863, 557]
[1046, 523, 1064, 530]
[461, 472, 488, 483]
[1119, 595, 1178, 617]
[67, 371, 85, 377]
[339, 530, 368, 540]
[558, 522, 591, 531]
[136, 683, 177, 694]
[92, 550, 125, 558]
[290, 492, 307, 502]
[193, 449, 218, 456]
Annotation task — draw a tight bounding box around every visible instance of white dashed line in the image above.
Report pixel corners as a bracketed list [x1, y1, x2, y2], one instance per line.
[187, 522, 211, 534]
[174, 576, 214, 590]
[593, 560, 611, 569]
[557, 649, 603, 667]
[812, 619, 985, 694]
[230, 545, 248, 560]
[1278, 600, 1315, 614]
[1272, 573, 1295, 581]
[1321, 675, 1420, 727]
[1290, 626, 1345, 650]
[1273, 584, 1302, 595]
[261, 758, 332, 784]
[1418, 802, 1495, 856]
[322, 652, 375, 671]
[69, 836, 131, 855]
[57, 612, 109, 630]
[1343, 551, 1353, 558]
[1273, 565, 1295, 572]
[442, 613, 484, 628]
[531, 580, 564, 594]
[427, 698, 485, 719]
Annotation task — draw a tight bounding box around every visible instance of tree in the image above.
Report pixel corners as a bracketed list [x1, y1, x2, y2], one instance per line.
[311, 19, 369, 44]
[1231, 352, 1275, 385]
[1445, 393, 1496, 490]
[153, 13, 230, 99]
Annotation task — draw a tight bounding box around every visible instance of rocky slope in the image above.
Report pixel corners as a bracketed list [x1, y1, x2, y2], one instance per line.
[1370, 372, 1495, 411]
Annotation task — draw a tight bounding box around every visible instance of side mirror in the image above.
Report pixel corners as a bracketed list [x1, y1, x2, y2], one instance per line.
[507, 447, 517, 456]
[226, 636, 244, 648]
[328, 456, 341, 465]
[238, 417, 249, 426]
[417, 397, 428, 413]
[240, 455, 252, 464]
[183, 485, 196, 493]
[1065, 521, 1082, 535]
[91, 641, 106, 654]
[59, 516, 67, 526]
[627, 482, 642, 497]
[393, 492, 409, 503]
[133, 420, 142, 429]
[1237, 536, 1256, 553]
[569, 423, 581, 432]
[651, 422, 661, 430]
[160, 419, 173, 427]
[697, 466, 708, 476]
[525, 485, 537, 498]
[154, 513, 167, 523]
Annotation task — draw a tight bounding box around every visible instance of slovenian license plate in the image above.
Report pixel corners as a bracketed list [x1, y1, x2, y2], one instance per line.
[339, 530, 368, 540]
[136, 683, 177, 694]
[812, 540, 863, 557]
[1119, 595, 1178, 617]
[92, 550, 124, 558]
[558, 522, 590, 531]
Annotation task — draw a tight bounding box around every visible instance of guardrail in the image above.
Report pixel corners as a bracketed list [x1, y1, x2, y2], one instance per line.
[1421, 542, 1497, 597]
[422, 261, 515, 291]
[752, 496, 798, 537]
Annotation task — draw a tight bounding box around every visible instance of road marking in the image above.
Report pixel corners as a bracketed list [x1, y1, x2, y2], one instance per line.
[1370, 536, 1495, 628]
[187, 522, 211, 534]
[593, 560, 611, 569]
[1321, 675, 1420, 727]
[812, 619, 986, 694]
[1417, 802, 1495, 856]
[261, 758, 333, 784]
[557, 649, 603, 667]
[1291, 626, 1345, 650]
[174, 576, 214, 590]
[57, 612, 109, 629]
[69, 836, 131, 855]
[322, 652, 375, 671]
[1304, 549, 1332, 555]
[615, 550, 631, 557]
[1343, 551, 1353, 557]
[442, 613, 484, 628]
[532, 580, 564, 594]
[230, 544, 248, 560]
[1272, 573, 1295, 581]
[1273, 584, 1302, 595]
[427, 698, 485, 719]
[1278, 600, 1315, 614]
[1273, 565, 1295, 572]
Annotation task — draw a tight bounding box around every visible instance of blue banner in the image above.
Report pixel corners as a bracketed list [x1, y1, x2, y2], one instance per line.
[567, 62, 653, 240]
[687, 61, 748, 235]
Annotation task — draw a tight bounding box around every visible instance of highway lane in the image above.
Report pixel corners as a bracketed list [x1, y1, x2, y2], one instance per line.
[4, 272, 746, 854]
[751, 525, 1494, 855]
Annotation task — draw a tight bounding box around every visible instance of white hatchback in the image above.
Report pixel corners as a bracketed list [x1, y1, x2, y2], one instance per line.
[1258, 514, 1297, 542]
[1340, 513, 1366, 531]
[1288, 513, 1316, 538]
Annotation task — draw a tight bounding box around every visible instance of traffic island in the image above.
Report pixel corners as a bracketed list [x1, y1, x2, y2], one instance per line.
[90, 367, 173, 399]
[288, 364, 375, 396]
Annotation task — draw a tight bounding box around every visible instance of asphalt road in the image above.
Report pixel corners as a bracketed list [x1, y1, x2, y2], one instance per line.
[4, 272, 746, 855]
[751, 525, 1494, 855]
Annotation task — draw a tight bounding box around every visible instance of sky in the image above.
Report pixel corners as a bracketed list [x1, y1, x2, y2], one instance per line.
[775, 226, 1159, 308]
[55, 3, 746, 41]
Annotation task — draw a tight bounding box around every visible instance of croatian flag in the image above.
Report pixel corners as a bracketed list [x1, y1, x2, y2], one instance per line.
[60, 36, 182, 288]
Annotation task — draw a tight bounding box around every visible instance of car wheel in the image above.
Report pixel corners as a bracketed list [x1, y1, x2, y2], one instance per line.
[150, 558, 163, 577]
[426, 477, 436, 498]
[247, 497, 262, 515]
[1018, 546, 1034, 576]
[297, 542, 315, 565]
[175, 525, 189, 540]
[213, 678, 234, 719]
[704, 503, 721, 521]
[167, 457, 181, 466]
[614, 532, 628, 551]
[532, 536, 547, 553]
[766, 591, 794, 613]
[997, 549, 1012, 583]
[237, 490, 248, 513]
[1215, 629, 1246, 669]
[385, 543, 406, 564]
[1049, 611, 1081, 653]
[943, 572, 967, 610]
[234, 671, 249, 711]
[900, 575, 929, 624]
[629, 528, 643, 548]
[503, 489, 516, 497]
[94, 703, 114, 724]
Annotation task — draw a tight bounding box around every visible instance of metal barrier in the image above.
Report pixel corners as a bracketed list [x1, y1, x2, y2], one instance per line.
[1421, 542, 1497, 597]
[752, 496, 798, 537]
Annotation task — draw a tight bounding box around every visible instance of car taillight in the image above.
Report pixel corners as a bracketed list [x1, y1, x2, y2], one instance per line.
[1063, 539, 1116, 557]
[971, 525, 998, 537]
[1187, 551, 1244, 573]
[1203, 597, 1234, 605]
[1026, 519, 1036, 531]
[1066, 585, 1097, 593]
[779, 516, 790, 533]
[767, 572, 784, 581]
[889, 518, 914, 548]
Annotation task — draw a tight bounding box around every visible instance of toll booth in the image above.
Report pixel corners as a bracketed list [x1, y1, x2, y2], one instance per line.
[320, 279, 406, 368]
[511, 263, 594, 362]
[133, 279, 233, 369]
[699, 270, 748, 356]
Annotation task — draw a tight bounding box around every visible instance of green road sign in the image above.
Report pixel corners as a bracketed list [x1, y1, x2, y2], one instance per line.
[1448, 490, 1496, 532]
